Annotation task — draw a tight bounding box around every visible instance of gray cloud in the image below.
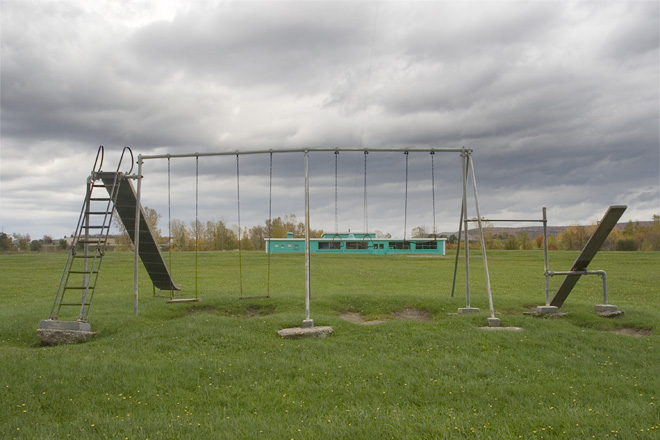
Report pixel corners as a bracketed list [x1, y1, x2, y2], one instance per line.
[1, 0, 658, 239]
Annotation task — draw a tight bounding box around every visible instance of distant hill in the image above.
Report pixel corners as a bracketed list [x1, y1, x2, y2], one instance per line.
[444, 222, 653, 238]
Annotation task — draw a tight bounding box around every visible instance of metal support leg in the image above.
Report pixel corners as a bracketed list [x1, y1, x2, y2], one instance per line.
[303, 150, 313, 328]
[133, 157, 143, 317]
[469, 154, 497, 325]
[458, 150, 479, 315]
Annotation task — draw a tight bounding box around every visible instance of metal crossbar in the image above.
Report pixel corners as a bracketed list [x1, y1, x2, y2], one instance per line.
[139, 147, 471, 161]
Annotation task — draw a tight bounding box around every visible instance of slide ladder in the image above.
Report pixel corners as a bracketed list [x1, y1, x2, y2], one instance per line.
[48, 147, 179, 323]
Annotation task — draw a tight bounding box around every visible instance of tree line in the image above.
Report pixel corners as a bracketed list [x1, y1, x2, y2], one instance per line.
[0, 233, 68, 253]
[2, 213, 658, 254]
[474, 215, 660, 251]
[112, 210, 324, 252]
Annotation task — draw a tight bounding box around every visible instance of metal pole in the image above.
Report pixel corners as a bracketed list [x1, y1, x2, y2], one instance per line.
[450, 186, 464, 298]
[303, 150, 313, 328]
[543, 207, 550, 305]
[79, 176, 92, 321]
[469, 155, 495, 320]
[133, 156, 143, 316]
[461, 150, 470, 308]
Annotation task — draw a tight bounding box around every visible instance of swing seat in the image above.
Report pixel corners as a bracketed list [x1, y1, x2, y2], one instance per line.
[166, 298, 201, 303]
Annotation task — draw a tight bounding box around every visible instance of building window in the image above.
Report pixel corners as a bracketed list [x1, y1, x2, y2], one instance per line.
[287, 243, 292, 248]
[346, 241, 368, 250]
[319, 242, 341, 250]
[415, 241, 437, 250]
[390, 242, 411, 250]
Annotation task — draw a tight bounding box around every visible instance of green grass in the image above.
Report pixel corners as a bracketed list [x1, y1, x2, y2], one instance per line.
[1, 250, 659, 439]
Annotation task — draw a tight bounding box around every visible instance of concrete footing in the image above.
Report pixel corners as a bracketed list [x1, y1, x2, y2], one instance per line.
[595, 304, 619, 313]
[301, 319, 315, 328]
[479, 326, 524, 332]
[458, 307, 480, 314]
[595, 304, 623, 317]
[536, 305, 559, 314]
[487, 317, 501, 327]
[277, 326, 333, 339]
[37, 320, 95, 346]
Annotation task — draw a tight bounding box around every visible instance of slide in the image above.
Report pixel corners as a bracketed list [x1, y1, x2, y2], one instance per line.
[98, 172, 181, 291]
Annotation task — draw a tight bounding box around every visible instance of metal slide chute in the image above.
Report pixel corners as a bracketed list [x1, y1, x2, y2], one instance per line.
[98, 172, 181, 292]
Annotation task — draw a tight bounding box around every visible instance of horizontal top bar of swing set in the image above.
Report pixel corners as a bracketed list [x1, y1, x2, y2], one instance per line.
[138, 147, 473, 160]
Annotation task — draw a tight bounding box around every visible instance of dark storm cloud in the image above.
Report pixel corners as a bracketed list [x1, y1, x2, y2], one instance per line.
[129, 1, 374, 90]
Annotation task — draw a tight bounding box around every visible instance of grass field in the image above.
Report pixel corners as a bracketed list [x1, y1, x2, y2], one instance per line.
[1, 250, 658, 439]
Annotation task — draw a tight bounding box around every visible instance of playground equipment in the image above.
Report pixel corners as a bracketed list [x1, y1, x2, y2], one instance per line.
[37, 145, 530, 344]
[37, 146, 180, 345]
[136, 147, 498, 331]
[538, 205, 627, 314]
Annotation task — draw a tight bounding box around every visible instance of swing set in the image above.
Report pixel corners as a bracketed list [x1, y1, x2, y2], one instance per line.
[38, 144, 629, 347]
[134, 147, 499, 328]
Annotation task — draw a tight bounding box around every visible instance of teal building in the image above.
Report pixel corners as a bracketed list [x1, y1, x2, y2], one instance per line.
[265, 232, 446, 255]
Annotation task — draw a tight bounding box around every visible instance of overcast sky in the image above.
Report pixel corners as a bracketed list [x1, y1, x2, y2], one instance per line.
[1, 0, 658, 240]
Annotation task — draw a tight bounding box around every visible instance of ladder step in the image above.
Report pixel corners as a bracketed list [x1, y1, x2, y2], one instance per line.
[69, 270, 99, 274]
[89, 198, 112, 201]
[59, 302, 91, 306]
[82, 226, 109, 229]
[77, 239, 107, 243]
[85, 211, 112, 215]
[64, 286, 93, 290]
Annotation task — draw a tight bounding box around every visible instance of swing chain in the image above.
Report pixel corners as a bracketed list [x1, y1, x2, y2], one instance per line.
[363, 150, 368, 233]
[431, 151, 436, 237]
[404, 151, 409, 241]
[267, 152, 273, 297]
[195, 156, 199, 298]
[334, 150, 339, 233]
[167, 157, 173, 298]
[236, 154, 243, 296]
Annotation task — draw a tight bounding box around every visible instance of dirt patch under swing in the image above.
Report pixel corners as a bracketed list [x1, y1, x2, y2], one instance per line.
[340, 307, 432, 325]
[610, 327, 652, 337]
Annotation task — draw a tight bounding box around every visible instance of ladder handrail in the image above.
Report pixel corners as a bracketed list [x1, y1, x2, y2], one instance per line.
[92, 145, 104, 174]
[116, 146, 134, 175]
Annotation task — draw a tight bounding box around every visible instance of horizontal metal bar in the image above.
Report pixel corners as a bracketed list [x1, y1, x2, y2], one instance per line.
[140, 147, 472, 160]
[547, 270, 606, 277]
[465, 219, 546, 223]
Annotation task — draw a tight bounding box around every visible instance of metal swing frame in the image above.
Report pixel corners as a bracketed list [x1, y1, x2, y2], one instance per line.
[134, 147, 494, 325]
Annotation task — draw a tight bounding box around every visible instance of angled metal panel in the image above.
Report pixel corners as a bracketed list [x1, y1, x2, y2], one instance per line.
[550, 205, 626, 308]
